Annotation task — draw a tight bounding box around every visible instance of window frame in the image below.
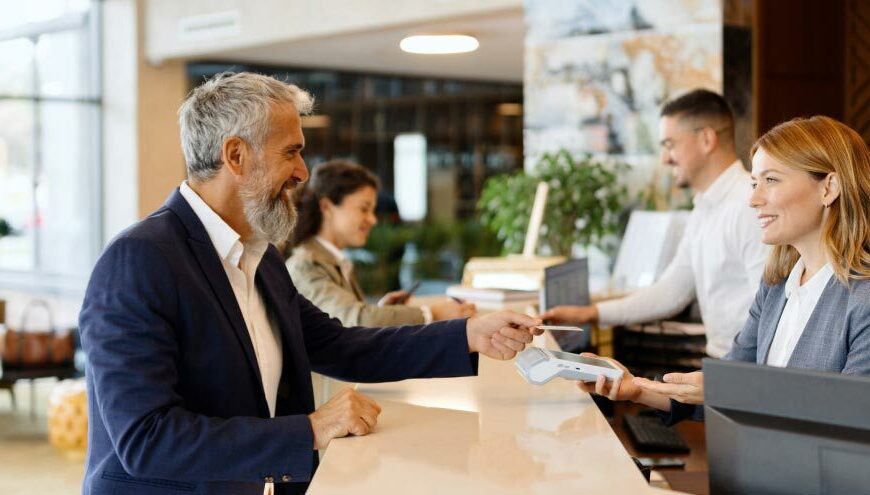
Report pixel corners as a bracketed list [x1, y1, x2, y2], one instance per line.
[0, 4, 102, 295]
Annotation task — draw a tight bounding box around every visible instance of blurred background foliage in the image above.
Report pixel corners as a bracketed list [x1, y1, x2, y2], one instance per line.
[352, 218, 502, 295]
[478, 150, 632, 257]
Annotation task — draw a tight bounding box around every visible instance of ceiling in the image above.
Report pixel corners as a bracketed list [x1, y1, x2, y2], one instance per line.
[208, 9, 524, 82]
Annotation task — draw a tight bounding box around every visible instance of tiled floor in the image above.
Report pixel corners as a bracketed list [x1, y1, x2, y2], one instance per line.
[0, 378, 84, 495]
[0, 374, 355, 495]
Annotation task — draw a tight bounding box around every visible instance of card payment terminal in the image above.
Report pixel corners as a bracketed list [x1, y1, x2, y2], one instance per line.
[515, 347, 623, 385]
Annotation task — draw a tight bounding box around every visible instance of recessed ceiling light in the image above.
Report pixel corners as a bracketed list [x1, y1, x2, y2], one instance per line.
[400, 35, 479, 55]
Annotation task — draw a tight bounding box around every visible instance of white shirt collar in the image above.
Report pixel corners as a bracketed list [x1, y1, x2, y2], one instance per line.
[694, 160, 745, 207]
[784, 258, 834, 300]
[179, 181, 268, 268]
[315, 236, 347, 263]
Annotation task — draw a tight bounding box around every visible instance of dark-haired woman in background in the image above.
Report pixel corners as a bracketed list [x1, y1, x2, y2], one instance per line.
[286, 160, 475, 327]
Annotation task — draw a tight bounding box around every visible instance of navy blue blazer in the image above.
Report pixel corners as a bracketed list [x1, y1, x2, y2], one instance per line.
[79, 189, 477, 495]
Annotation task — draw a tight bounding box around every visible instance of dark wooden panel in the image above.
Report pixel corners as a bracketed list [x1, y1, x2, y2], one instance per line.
[846, 0, 870, 142]
[755, 0, 846, 135]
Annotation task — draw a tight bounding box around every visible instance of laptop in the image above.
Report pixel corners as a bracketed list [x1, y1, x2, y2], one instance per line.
[540, 258, 591, 352]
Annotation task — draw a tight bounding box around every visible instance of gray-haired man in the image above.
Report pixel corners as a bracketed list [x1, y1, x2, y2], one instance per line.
[79, 72, 542, 495]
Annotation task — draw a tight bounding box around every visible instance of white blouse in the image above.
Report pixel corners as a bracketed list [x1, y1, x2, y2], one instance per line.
[766, 258, 834, 367]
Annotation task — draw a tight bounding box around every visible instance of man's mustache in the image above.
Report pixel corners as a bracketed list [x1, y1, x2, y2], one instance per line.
[277, 178, 303, 200]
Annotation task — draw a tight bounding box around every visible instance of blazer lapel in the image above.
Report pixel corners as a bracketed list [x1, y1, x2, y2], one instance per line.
[165, 189, 267, 411]
[757, 284, 788, 364]
[349, 276, 365, 301]
[257, 247, 315, 413]
[305, 239, 361, 299]
[787, 278, 845, 369]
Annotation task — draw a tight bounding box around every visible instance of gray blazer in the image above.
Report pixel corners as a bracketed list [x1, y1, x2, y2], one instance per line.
[285, 238, 425, 327]
[665, 276, 870, 425]
[725, 276, 870, 374]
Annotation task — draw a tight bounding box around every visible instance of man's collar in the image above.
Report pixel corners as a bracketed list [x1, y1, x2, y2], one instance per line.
[694, 160, 745, 206]
[179, 181, 243, 265]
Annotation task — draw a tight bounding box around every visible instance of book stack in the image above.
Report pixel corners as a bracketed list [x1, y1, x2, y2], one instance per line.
[446, 285, 539, 304]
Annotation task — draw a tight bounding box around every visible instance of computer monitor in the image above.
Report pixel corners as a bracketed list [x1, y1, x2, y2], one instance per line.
[612, 210, 689, 291]
[540, 258, 590, 352]
[704, 359, 870, 495]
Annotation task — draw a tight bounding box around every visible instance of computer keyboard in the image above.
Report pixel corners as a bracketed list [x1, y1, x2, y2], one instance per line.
[623, 414, 690, 453]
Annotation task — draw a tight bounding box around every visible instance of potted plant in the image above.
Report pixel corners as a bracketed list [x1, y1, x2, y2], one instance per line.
[478, 149, 631, 257]
[354, 219, 503, 294]
[0, 218, 11, 238]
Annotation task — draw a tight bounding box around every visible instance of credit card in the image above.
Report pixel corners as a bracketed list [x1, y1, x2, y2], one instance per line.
[536, 325, 585, 332]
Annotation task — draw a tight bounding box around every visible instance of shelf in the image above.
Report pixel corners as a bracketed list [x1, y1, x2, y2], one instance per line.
[188, 63, 523, 221]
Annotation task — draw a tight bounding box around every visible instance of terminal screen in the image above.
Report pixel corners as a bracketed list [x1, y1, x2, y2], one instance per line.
[549, 350, 616, 369]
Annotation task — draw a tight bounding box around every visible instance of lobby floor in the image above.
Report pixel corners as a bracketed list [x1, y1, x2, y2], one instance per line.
[0, 374, 342, 495]
[0, 378, 84, 495]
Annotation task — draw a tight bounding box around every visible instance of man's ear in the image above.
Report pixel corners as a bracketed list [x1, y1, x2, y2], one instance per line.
[221, 136, 248, 178]
[699, 127, 718, 155]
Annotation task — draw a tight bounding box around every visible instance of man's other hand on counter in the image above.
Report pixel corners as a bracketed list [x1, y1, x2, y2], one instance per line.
[309, 388, 382, 450]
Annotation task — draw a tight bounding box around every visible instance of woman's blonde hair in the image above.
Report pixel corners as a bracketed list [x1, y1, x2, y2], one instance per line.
[751, 116, 870, 285]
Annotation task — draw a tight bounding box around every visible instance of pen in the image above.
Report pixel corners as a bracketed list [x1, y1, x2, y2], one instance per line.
[396, 281, 422, 304]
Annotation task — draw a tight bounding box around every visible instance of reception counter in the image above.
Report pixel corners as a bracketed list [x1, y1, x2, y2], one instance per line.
[307, 333, 685, 494]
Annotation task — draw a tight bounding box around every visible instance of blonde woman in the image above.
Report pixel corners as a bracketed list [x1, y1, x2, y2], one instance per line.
[569, 116, 870, 422]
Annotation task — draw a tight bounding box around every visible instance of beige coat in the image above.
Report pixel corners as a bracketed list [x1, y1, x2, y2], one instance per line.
[286, 238, 425, 327]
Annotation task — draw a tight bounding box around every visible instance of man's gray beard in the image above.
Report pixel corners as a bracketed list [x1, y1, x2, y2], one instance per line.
[238, 159, 297, 245]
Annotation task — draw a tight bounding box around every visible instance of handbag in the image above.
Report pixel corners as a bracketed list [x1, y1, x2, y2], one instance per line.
[1, 300, 74, 369]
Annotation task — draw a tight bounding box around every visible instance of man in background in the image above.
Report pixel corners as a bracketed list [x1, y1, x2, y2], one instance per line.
[544, 89, 768, 358]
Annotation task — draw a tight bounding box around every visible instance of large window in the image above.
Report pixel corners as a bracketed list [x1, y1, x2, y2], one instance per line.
[0, 0, 101, 290]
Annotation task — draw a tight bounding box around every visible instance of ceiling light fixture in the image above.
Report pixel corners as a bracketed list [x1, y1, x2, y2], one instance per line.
[399, 35, 479, 55]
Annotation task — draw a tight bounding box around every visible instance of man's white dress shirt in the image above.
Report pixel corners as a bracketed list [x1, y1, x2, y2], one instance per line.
[766, 259, 834, 367]
[597, 161, 770, 357]
[180, 182, 283, 417]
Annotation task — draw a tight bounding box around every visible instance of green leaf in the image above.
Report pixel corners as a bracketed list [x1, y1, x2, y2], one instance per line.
[477, 150, 632, 256]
